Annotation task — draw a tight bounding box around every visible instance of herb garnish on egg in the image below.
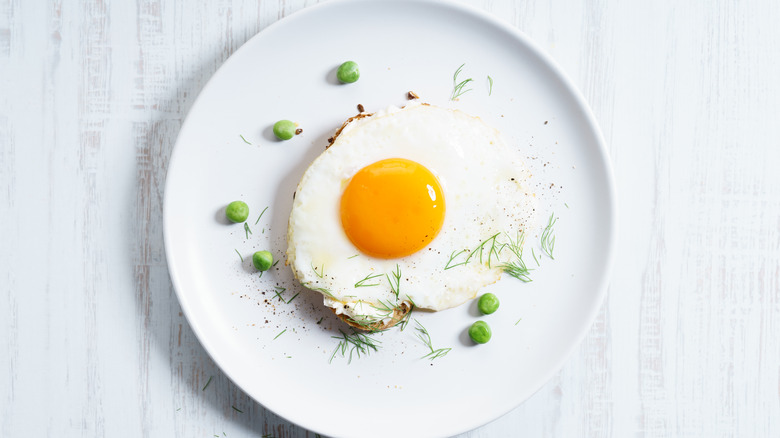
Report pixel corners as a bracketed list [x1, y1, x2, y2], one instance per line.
[354, 273, 382, 288]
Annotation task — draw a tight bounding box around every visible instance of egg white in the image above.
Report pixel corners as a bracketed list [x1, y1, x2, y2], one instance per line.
[286, 103, 536, 324]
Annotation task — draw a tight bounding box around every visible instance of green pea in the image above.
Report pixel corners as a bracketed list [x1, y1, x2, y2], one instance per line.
[225, 201, 249, 223]
[468, 320, 492, 344]
[273, 120, 296, 140]
[337, 61, 360, 83]
[478, 293, 500, 315]
[252, 251, 273, 271]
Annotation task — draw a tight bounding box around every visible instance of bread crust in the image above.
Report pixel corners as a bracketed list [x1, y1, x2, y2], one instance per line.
[334, 301, 412, 331]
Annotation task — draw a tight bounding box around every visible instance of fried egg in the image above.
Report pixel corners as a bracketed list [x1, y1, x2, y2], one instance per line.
[286, 103, 536, 326]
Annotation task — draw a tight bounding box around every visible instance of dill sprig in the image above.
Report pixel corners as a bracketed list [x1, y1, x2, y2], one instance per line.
[515, 318, 522, 326]
[447, 232, 502, 270]
[239, 134, 251, 145]
[311, 262, 325, 279]
[451, 63, 473, 100]
[414, 320, 451, 360]
[273, 329, 286, 340]
[347, 254, 359, 259]
[531, 247, 540, 266]
[243, 222, 252, 239]
[444, 249, 468, 270]
[370, 299, 397, 315]
[541, 213, 557, 259]
[273, 286, 285, 302]
[397, 301, 414, 331]
[329, 328, 381, 364]
[355, 273, 382, 288]
[488, 75, 494, 96]
[386, 264, 401, 299]
[285, 292, 299, 304]
[499, 231, 532, 282]
[235, 249, 243, 263]
[255, 206, 268, 225]
[231, 405, 243, 413]
[202, 376, 213, 391]
[464, 232, 501, 267]
[304, 282, 335, 298]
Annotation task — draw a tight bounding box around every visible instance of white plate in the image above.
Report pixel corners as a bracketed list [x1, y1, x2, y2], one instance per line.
[164, 0, 616, 437]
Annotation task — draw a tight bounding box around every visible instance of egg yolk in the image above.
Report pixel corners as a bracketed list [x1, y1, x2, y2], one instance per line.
[340, 158, 445, 259]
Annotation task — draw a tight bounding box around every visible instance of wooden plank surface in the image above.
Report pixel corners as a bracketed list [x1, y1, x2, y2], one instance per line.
[1, 0, 779, 436]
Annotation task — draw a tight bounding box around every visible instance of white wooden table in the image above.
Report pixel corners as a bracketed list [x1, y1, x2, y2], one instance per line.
[2, 0, 779, 436]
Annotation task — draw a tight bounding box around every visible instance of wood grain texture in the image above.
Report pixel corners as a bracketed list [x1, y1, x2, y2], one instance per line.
[1, 0, 779, 437]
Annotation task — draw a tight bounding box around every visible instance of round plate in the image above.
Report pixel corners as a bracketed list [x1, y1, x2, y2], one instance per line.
[164, 0, 616, 437]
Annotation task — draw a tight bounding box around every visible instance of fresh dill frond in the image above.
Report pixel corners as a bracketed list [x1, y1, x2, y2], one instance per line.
[272, 260, 279, 267]
[348, 254, 359, 259]
[541, 213, 557, 259]
[285, 293, 299, 304]
[413, 319, 452, 360]
[564, 203, 570, 209]
[255, 206, 268, 225]
[425, 347, 452, 360]
[273, 286, 285, 302]
[451, 63, 474, 100]
[243, 222, 252, 239]
[370, 299, 397, 315]
[231, 405, 243, 413]
[531, 247, 540, 266]
[502, 259, 532, 282]
[235, 249, 243, 263]
[316, 317, 323, 324]
[329, 329, 381, 364]
[273, 329, 286, 340]
[464, 232, 501, 267]
[239, 134, 251, 145]
[355, 273, 382, 288]
[444, 249, 468, 270]
[202, 376, 213, 391]
[315, 287, 334, 298]
[311, 262, 325, 278]
[304, 283, 335, 298]
[397, 304, 414, 331]
[488, 75, 494, 96]
[500, 230, 533, 282]
[386, 264, 402, 298]
[515, 318, 522, 325]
